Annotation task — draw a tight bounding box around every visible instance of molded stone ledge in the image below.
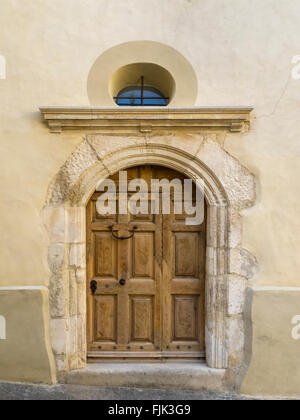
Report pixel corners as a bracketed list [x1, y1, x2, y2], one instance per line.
[40, 106, 253, 134]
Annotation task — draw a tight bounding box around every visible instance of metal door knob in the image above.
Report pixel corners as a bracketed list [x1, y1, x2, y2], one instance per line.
[119, 279, 126, 286]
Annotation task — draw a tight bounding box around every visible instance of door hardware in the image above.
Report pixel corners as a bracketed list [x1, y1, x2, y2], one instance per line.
[109, 225, 138, 240]
[90, 280, 97, 295]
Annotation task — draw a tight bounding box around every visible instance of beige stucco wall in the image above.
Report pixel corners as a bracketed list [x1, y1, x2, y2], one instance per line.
[0, 288, 56, 384]
[241, 287, 300, 397]
[0, 0, 300, 394]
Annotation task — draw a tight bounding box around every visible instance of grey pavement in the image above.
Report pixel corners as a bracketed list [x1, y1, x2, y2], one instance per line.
[0, 382, 253, 400]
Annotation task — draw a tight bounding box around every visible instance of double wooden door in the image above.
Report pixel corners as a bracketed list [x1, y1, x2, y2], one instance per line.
[87, 166, 206, 361]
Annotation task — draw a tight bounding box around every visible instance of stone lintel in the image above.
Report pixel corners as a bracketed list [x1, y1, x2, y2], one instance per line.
[40, 106, 254, 134]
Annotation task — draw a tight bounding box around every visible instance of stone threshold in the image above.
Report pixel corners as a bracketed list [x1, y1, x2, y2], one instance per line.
[62, 363, 226, 392]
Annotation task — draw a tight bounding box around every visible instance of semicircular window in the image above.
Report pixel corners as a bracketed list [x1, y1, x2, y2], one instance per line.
[115, 78, 168, 107]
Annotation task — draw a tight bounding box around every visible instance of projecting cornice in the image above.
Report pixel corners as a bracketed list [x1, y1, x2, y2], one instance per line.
[40, 106, 254, 134]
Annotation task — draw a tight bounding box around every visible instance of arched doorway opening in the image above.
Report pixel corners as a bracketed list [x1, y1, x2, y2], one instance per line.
[86, 165, 206, 362]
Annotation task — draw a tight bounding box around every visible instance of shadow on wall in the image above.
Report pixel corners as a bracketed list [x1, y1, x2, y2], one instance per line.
[87, 41, 198, 107]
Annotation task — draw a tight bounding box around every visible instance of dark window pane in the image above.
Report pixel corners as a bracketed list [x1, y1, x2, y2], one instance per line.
[117, 98, 142, 106]
[119, 88, 141, 99]
[142, 88, 162, 98]
[143, 98, 167, 106]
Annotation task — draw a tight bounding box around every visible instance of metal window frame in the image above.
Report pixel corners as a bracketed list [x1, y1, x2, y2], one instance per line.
[114, 76, 169, 107]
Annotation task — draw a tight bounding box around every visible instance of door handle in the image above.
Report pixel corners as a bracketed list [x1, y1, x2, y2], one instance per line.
[119, 279, 126, 286]
[109, 225, 138, 240]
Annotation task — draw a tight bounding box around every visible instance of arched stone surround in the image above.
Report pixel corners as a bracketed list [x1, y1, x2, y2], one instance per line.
[43, 135, 256, 379]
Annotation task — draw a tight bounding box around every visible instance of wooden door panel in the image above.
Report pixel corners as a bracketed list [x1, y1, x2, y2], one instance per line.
[174, 233, 198, 277]
[92, 201, 117, 223]
[130, 212, 155, 223]
[94, 295, 117, 342]
[94, 233, 117, 278]
[132, 232, 155, 278]
[172, 295, 199, 341]
[171, 278, 204, 294]
[127, 279, 156, 294]
[117, 291, 130, 346]
[130, 296, 154, 343]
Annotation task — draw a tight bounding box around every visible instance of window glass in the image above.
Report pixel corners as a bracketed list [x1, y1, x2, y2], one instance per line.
[116, 86, 168, 106]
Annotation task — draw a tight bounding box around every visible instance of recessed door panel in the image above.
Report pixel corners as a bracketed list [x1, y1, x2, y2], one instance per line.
[94, 233, 117, 278]
[132, 232, 154, 278]
[174, 233, 198, 277]
[130, 296, 154, 343]
[94, 295, 117, 342]
[172, 295, 199, 341]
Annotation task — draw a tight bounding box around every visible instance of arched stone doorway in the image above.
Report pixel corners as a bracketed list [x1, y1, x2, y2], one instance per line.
[43, 138, 256, 378]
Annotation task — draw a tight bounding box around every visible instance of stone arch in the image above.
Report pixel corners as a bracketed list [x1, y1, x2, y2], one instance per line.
[43, 137, 256, 375]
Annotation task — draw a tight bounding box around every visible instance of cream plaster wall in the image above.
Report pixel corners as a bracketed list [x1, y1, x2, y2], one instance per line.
[0, 0, 300, 393]
[0, 288, 56, 384]
[241, 287, 300, 397]
[1, 0, 299, 288]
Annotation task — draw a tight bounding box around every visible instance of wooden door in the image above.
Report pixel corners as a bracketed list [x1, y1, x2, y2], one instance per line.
[87, 166, 205, 362]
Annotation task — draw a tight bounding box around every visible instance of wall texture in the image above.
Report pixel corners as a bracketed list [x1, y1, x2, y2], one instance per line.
[0, 0, 300, 396]
[0, 288, 56, 384]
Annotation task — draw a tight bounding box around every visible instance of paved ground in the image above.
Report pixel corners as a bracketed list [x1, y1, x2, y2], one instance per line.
[0, 382, 253, 400]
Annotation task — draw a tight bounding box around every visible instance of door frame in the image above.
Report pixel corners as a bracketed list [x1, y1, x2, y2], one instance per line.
[44, 139, 256, 376]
